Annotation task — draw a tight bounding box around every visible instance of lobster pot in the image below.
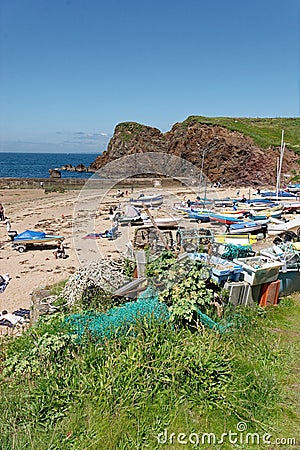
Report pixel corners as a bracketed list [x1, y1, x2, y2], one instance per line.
[176, 228, 213, 252]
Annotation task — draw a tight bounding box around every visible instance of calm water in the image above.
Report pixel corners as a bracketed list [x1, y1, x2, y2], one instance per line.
[0, 153, 98, 178]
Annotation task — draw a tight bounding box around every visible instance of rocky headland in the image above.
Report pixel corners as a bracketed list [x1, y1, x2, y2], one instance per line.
[89, 118, 300, 186]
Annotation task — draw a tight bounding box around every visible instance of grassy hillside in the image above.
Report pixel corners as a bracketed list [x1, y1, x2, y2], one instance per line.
[183, 116, 300, 150]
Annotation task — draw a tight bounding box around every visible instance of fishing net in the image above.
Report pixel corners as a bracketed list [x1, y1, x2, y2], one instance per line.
[221, 244, 255, 261]
[59, 258, 127, 307]
[64, 287, 170, 343]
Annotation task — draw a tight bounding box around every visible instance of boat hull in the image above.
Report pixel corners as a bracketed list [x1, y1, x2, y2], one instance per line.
[130, 195, 163, 208]
[143, 217, 182, 228]
[209, 213, 242, 225]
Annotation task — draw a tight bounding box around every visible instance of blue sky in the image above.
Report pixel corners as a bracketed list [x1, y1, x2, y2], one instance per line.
[0, 0, 299, 153]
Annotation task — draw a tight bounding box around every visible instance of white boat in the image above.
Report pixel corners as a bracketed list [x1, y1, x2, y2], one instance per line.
[286, 183, 300, 193]
[267, 215, 300, 235]
[143, 217, 182, 228]
[130, 194, 163, 208]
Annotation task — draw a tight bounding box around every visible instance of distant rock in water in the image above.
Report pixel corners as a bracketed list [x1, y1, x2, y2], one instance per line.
[75, 163, 88, 172]
[50, 163, 93, 173]
[49, 169, 61, 178]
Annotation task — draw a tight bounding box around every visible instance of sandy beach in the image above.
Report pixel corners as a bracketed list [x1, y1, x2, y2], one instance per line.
[0, 183, 279, 316]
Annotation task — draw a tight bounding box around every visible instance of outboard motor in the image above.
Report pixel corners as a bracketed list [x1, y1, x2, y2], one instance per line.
[8, 230, 18, 241]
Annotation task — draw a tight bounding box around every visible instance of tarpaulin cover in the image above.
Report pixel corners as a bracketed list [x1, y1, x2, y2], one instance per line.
[14, 230, 46, 241]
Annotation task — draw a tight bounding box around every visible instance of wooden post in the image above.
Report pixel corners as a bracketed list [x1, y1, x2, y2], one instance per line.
[143, 205, 170, 250]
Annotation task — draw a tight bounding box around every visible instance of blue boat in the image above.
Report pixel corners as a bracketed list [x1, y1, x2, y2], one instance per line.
[286, 183, 300, 193]
[12, 230, 65, 252]
[188, 211, 210, 222]
[228, 220, 268, 236]
[259, 190, 297, 200]
[209, 212, 243, 225]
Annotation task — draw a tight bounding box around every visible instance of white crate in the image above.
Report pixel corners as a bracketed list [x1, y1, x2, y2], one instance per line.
[233, 257, 283, 286]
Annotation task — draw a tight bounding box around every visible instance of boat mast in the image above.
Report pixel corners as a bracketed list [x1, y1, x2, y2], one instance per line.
[275, 129, 285, 198]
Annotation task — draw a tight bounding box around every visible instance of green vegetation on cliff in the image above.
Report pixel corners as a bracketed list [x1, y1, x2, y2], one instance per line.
[116, 122, 160, 142]
[183, 116, 300, 150]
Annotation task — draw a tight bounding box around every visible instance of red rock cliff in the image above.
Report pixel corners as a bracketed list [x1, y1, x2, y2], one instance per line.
[90, 120, 299, 186]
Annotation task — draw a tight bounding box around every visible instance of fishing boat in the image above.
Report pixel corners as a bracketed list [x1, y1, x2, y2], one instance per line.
[267, 215, 300, 236]
[130, 194, 163, 208]
[247, 207, 283, 221]
[285, 183, 300, 193]
[143, 217, 183, 228]
[187, 211, 211, 222]
[283, 202, 300, 214]
[259, 190, 297, 201]
[12, 230, 65, 252]
[209, 212, 243, 225]
[228, 220, 268, 236]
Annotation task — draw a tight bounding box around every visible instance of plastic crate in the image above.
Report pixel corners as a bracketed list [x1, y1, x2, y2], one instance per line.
[189, 253, 243, 283]
[211, 267, 243, 284]
[233, 256, 283, 286]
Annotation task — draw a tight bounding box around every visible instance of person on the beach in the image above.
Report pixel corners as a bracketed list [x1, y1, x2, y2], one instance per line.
[0, 204, 5, 221]
[109, 206, 114, 221]
[53, 240, 66, 259]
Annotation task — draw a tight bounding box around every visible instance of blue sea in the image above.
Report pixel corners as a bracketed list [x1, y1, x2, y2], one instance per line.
[0, 152, 99, 179]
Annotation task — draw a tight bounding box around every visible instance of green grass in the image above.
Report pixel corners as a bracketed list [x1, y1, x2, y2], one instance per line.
[0, 297, 299, 449]
[116, 122, 156, 143]
[182, 116, 300, 150]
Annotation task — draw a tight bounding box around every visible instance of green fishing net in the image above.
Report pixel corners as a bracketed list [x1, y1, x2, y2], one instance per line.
[221, 244, 255, 261]
[64, 287, 170, 343]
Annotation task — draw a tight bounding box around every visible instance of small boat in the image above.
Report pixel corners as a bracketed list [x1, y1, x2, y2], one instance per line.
[143, 217, 182, 228]
[187, 211, 211, 222]
[285, 183, 300, 194]
[12, 230, 65, 252]
[209, 212, 243, 225]
[259, 190, 298, 201]
[218, 209, 246, 218]
[283, 202, 300, 214]
[130, 194, 163, 208]
[214, 199, 233, 208]
[247, 208, 283, 221]
[267, 215, 300, 235]
[228, 220, 268, 236]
